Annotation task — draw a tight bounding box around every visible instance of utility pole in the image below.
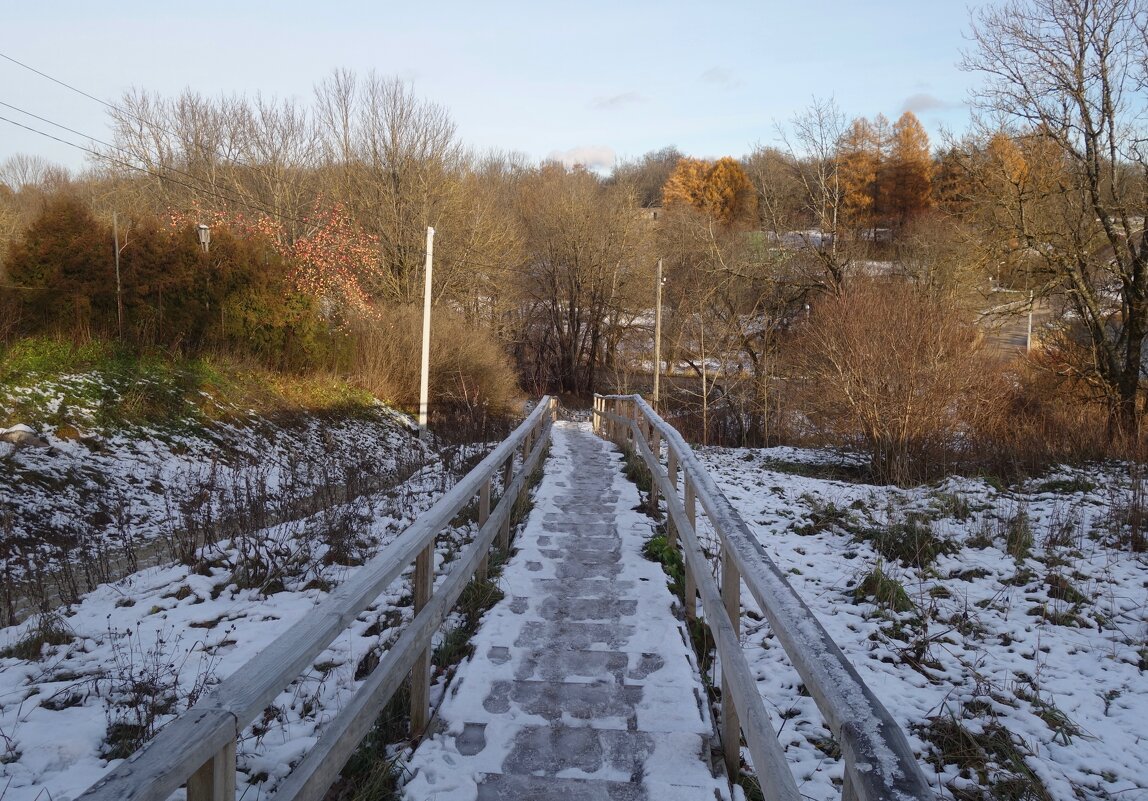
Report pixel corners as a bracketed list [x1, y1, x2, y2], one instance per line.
[418, 227, 435, 438]
[1026, 289, 1034, 353]
[652, 259, 664, 408]
[113, 212, 125, 340]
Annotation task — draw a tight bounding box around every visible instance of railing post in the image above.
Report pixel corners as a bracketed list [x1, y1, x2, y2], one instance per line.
[666, 449, 679, 547]
[499, 456, 514, 552]
[648, 423, 661, 516]
[592, 395, 600, 434]
[720, 543, 741, 777]
[683, 477, 697, 622]
[410, 541, 434, 734]
[476, 478, 492, 581]
[186, 737, 236, 801]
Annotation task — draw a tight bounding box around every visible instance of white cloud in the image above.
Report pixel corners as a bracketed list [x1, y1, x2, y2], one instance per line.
[901, 93, 962, 114]
[592, 92, 646, 110]
[700, 67, 739, 88]
[548, 145, 617, 172]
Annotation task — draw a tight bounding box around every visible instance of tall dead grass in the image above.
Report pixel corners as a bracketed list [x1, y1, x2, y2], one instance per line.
[348, 305, 522, 417]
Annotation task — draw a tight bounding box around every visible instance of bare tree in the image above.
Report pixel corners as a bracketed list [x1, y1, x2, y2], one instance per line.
[514, 163, 652, 394]
[798, 279, 986, 484]
[964, 0, 1148, 438]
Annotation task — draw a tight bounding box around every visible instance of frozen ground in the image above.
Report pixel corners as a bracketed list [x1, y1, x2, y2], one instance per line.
[698, 445, 1147, 801]
[0, 429, 1144, 801]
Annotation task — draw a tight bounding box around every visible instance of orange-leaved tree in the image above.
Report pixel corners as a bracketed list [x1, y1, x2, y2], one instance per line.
[663, 156, 757, 226]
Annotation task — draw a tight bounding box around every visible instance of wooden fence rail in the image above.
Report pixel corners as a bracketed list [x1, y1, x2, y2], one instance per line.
[78, 398, 557, 801]
[593, 394, 935, 801]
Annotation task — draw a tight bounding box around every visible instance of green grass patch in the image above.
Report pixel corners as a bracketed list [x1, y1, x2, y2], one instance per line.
[862, 512, 954, 569]
[643, 531, 685, 598]
[0, 336, 380, 433]
[1035, 476, 1096, 495]
[853, 564, 914, 613]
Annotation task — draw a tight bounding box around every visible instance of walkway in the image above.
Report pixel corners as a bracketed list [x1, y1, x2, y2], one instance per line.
[402, 421, 732, 800]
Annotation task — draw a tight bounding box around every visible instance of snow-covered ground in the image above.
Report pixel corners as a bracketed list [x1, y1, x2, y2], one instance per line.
[698, 445, 1147, 801]
[0, 395, 441, 623]
[0, 439, 490, 801]
[1, 426, 1145, 801]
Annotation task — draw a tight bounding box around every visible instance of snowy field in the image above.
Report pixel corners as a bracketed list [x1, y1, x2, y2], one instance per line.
[0, 433, 1145, 800]
[0, 444, 486, 800]
[699, 446, 1147, 801]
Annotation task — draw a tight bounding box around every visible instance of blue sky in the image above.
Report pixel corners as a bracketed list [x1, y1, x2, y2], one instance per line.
[1, 1, 987, 174]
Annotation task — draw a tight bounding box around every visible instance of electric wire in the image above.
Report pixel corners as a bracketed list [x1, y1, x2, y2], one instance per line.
[0, 97, 308, 224]
[0, 112, 310, 225]
[0, 50, 314, 225]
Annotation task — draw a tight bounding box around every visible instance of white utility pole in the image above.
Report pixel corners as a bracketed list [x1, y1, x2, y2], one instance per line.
[1026, 289, 1034, 353]
[418, 226, 436, 437]
[113, 211, 124, 340]
[652, 259, 664, 407]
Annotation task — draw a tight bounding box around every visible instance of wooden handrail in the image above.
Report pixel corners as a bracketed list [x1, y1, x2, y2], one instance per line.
[593, 394, 935, 801]
[79, 398, 558, 801]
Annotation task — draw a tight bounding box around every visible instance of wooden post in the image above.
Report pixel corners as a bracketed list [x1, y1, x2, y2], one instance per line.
[476, 478, 491, 581]
[187, 737, 236, 801]
[592, 395, 600, 434]
[667, 449, 679, 547]
[841, 773, 860, 801]
[683, 478, 697, 622]
[721, 544, 741, 776]
[499, 456, 514, 551]
[409, 542, 434, 734]
[649, 425, 661, 516]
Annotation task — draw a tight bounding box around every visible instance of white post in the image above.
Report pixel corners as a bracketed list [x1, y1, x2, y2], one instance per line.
[113, 211, 123, 340]
[418, 227, 435, 437]
[1026, 289, 1033, 353]
[653, 259, 663, 408]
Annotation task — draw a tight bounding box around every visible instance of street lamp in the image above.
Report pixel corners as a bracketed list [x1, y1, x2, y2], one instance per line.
[196, 224, 211, 253]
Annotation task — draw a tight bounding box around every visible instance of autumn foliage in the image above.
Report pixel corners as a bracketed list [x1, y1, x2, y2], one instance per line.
[663, 156, 757, 226]
[836, 111, 933, 231]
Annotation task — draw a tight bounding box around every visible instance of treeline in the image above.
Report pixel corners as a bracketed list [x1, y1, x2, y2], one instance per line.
[3, 0, 1148, 484]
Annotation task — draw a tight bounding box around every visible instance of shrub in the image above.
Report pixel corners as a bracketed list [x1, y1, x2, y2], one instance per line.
[349, 304, 521, 417]
[795, 279, 986, 486]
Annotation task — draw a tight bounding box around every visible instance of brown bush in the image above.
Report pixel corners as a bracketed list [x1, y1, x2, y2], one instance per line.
[795, 278, 987, 485]
[349, 305, 522, 417]
[966, 350, 1122, 477]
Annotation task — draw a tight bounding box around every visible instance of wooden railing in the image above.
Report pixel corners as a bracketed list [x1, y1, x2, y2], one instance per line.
[79, 397, 557, 801]
[593, 394, 935, 801]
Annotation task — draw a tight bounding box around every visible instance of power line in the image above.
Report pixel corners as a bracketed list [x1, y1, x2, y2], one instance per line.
[0, 51, 118, 114]
[0, 112, 309, 225]
[0, 97, 307, 224]
[0, 49, 317, 224]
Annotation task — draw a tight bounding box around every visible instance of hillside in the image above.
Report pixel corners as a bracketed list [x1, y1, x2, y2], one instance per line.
[700, 446, 1147, 801]
[0, 339, 442, 625]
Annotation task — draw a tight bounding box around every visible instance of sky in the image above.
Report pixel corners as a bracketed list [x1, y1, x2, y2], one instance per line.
[0, 1, 988, 175]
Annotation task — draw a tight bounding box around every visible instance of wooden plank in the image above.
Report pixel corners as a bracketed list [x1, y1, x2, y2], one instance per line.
[477, 478, 491, 581]
[721, 543, 741, 777]
[683, 478, 697, 623]
[186, 737, 235, 801]
[409, 542, 435, 734]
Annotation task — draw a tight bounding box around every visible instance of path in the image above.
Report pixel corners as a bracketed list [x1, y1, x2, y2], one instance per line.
[402, 421, 732, 800]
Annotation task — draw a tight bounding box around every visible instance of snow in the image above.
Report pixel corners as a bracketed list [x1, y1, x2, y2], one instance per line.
[0, 406, 500, 800]
[0, 407, 1145, 801]
[697, 446, 1148, 801]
